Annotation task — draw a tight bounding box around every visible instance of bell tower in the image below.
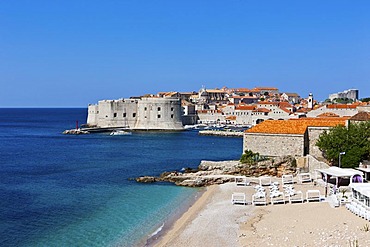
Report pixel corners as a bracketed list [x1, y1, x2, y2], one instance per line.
[307, 92, 314, 109]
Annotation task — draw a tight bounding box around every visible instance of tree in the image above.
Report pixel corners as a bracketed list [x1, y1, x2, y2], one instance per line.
[360, 97, 370, 102]
[316, 122, 370, 168]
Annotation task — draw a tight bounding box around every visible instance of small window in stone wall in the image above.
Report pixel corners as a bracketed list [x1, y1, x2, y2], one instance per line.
[133, 113, 136, 118]
[171, 107, 174, 111]
[144, 107, 147, 111]
[171, 114, 174, 118]
[123, 113, 126, 117]
[113, 113, 117, 118]
[158, 107, 161, 111]
[158, 114, 161, 118]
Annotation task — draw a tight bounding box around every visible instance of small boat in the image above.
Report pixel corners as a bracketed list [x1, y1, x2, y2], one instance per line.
[110, 130, 132, 136]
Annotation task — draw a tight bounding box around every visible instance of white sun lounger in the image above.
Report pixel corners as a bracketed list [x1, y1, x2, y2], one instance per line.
[298, 173, 312, 184]
[231, 193, 247, 205]
[259, 176, 271, 186]
[270, 191, 285, 205]
[235, 176, 250, 186]
[306, 190, 321, 202]
[288, 191, 304, 203]
[252, 192, 267, 206]
[282, 174, 294, 184]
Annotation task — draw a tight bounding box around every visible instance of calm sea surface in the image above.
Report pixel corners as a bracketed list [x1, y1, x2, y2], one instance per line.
[0, 108, 242, 247]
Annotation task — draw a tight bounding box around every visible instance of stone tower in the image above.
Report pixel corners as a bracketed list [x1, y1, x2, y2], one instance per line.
[307, 92, 314, 109]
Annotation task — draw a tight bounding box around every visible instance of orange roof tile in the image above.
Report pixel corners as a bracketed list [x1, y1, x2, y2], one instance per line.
[280, 107, 291, 114]
[253, 108, 270, 113]
[234, 88, 251, 92]
[317, 112, 340, 118]
[246, 118, 347, 135]
[226, 116, 237, 120]
[350, 112, 370, 121]
[235, 105, 256, 111]
[327, 104, 357, 109]
[254, 87, 279, 91]
[279, 102, 293, 108]
[206, 89, 226, 93]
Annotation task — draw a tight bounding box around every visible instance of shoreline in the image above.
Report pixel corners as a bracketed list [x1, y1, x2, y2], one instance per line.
[151, 185, 217, 247]
[151, 180, 370, 247]
[153, 183, 255, 247]
[142, 187, 207, 247]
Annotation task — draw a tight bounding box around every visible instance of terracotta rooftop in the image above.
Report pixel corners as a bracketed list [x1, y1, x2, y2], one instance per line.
[253, 108, 270, 113]
[279, 102, 293, 108]
[254, 87, 279, 91]
[234, 88, 251, 92]
[327, 104, 357, 109]
[246, 118, 348, 135]
[280, 107, 291, 114]
[226, 116, 237, 120]
[283, 92, 300, 97]
[206, 89, 226, 93]
[235, 105, 256, 111]
[350, 112, 370, 121]
[317, 112, 340, 118]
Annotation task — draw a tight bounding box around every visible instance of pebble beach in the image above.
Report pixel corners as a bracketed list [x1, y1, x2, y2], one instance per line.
[154, 180, 370, 247]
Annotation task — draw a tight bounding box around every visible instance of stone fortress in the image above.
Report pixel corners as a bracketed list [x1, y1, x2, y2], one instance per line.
[87, 97, 183, 130]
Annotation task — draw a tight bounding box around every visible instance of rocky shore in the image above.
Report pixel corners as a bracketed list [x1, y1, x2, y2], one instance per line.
[135, 156, 298, 187]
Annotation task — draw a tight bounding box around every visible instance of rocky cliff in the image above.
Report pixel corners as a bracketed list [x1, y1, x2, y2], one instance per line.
[135, 156, 298, 187]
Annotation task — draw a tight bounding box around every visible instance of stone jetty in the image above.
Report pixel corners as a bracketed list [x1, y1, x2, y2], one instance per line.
[198, 130, 244, 137]
[62, 129, 90, 135]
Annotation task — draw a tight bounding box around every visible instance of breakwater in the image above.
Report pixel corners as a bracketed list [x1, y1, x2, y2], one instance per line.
[198, 130, 244, 137]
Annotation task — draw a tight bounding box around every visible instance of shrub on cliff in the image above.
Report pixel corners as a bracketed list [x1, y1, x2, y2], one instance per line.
[240, 150, 266, 164]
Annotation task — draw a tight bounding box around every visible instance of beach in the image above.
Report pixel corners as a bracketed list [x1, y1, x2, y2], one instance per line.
[154, 181, 370, 247]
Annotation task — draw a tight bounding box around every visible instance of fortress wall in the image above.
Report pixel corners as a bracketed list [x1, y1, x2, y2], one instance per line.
[86, 98, 183, 130]
[135, 98, 183, 130]
[95, 99, 139, 128]
[87, 104, 99, 126]
[243, 133, 305, 157]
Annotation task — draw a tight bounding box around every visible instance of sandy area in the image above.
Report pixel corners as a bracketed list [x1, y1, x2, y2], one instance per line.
[153, 179, 370, 247]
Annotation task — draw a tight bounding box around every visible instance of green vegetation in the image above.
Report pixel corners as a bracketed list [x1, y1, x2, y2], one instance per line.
[332, 98, 354, 104]
[316, 122, 370, 168]
[240, 150, 268, 164]
[360, 97, 370, 102]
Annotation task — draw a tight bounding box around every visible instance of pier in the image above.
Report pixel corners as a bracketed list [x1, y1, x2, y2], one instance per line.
[198, 130, 244, 137]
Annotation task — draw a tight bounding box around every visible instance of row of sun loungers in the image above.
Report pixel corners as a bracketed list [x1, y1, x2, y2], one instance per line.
[232, 174, 317, 206]
[232, 185, 322, 206]
[235, 174, 312, 187]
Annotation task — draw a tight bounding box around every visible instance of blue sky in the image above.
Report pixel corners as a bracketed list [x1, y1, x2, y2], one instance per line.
[1, 1, 369, 107]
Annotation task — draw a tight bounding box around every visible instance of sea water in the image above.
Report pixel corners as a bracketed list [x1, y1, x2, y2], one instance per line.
[0, 108, 242, 247]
